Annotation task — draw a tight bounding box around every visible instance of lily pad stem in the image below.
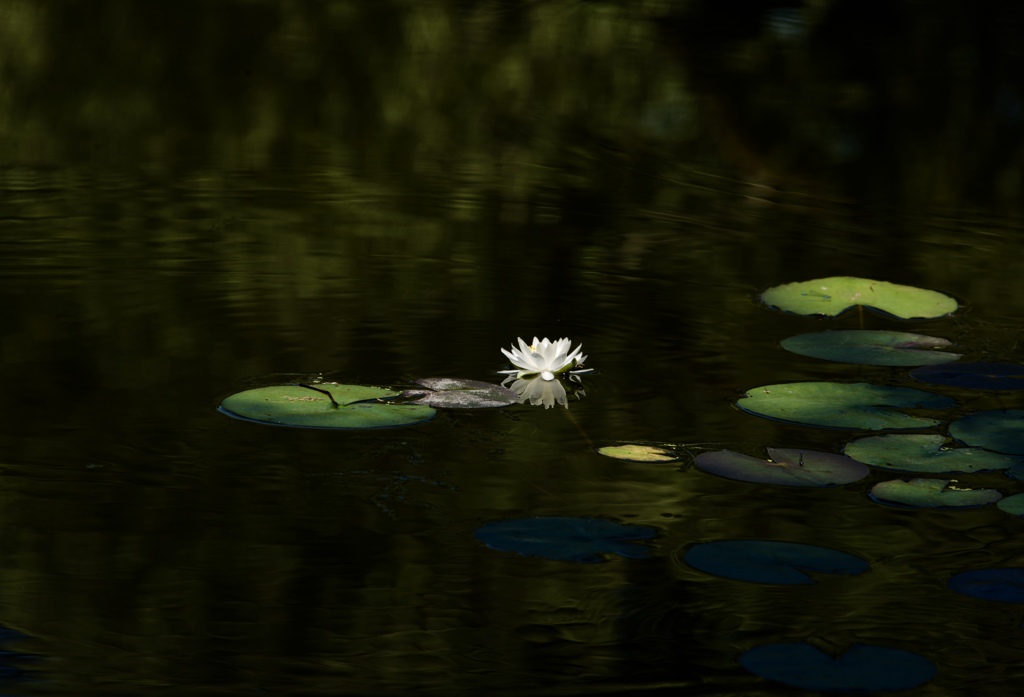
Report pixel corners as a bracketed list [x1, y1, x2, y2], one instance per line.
[298, 383, 340, 408]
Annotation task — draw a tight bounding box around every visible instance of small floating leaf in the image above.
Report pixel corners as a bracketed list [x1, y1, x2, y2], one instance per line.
[948, 568, 1024, 603]
[761, 277, 958, 319]
[780, 330, 960, 366]
[910, 363, 1024, 390]
[949, 409, 1024, 455]
[740, 642, 937, 692]
[736, 382, 954, 430]
[869, 478, 1002, 508]
[402, 377, 520, 409]
[473, 517, 656, 563]
[997, 493, 1024, 517]
[219, 384, 435, 429]
[681, 540, 869, 584]
[844, 434, 1022, 473]
[596, 444, 680, 462]
[694, 448, 869, 487]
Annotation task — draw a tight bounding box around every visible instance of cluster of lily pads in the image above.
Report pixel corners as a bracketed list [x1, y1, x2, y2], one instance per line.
[217, 278, 1024, 692]
[578, 277, 1024, 691]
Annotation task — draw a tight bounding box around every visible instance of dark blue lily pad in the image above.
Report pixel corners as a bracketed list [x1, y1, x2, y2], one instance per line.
[948, 568, 1024, 603]
[474, 517, 657, 563]
[681, 540, 869, 585]
[949, 409, 1024, 455]
[910, 362, 1024, 390]
[741, 642, 936, 692]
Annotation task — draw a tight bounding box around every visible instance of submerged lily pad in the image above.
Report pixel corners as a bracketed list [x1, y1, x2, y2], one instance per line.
[997, 493, 1024, 517]
[401, 377, 519, 409]
[681, 540, 869, 584]
[736, 382, 954, 430]
[474, 517, 656, 563]
[869, 478, 1002, 508]
[740, 642, 936, 693]
[949, 410, 1024, 454]
[219, 383, 435, 429]
[844, 434, 1022, 473]
[761, 277, 958, 319]
[948, 568, 1024, 603]
[694, 448, 869, 487]
[596, 444, 680, 462]
[910, 363, 1024, 390]
[780, 330, 960, 366]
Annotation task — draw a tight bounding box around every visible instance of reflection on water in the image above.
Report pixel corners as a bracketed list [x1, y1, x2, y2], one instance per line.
[2, 0, 1024, 694]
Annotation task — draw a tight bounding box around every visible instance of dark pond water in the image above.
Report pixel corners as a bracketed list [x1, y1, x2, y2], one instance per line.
[3, 1, 1024, 694]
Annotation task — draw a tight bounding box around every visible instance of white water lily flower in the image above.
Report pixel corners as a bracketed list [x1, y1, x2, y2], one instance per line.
[498, 336, 590, 381]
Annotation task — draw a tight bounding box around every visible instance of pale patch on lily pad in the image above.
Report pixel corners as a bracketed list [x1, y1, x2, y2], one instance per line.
[740, 642, 937, 693]
[761, 277, 958, 319]
[219, 383, 435, 429]
[736, 382, 954, 430]
[400, 377, 519, 409]
[910, 363, 1024, 390]
[844, 433, 1022, 473]
[680, 540, 869, 584]
[997, 493, 1024, 517]
[869, 478, 1002, 508]
[596, 444, 680, 462]
[474, 517, 656, 563]
[780, 330, 960, 367]
[949, 409, 1024, 455]
[694, 448, 869, 487]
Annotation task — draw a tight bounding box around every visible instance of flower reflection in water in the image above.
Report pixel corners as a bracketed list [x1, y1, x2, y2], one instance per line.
[502, 373, 586, 409]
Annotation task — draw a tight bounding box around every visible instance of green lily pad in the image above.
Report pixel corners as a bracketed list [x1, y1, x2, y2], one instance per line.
[910, 363, 1024, 390]
[780, 330, 960, 367]
[219, 383, 436, 429]
[844, 434, 1023, 473]
[869, 478, 1002, 509]
[761, 277, 958, 319]
[596, 444, 681, 462]
[401, 377, 520, 409]
[736, 382, 954, 430]
[694, 448, 869, 486]
[997, 493, 1024, 517]
[949, 410, 1024, 455]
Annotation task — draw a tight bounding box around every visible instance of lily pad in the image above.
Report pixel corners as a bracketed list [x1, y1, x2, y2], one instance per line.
[761, 277, 958, 319]
[694, 448, 869, 487]
[869, 478, 1002, 508]
[910, 362, 1024, 390]
[740, 642, 936, 692]
[780, 330, 960, 366]
[681, 540, 869, 584]
[844, 434, 1022, 473]
[736, 382, 954, 430]
[473, 517, 656, 563]
[596, 444, 680, 462]
[949, 409, 1024, 454]
[997, 493, 1024, 517]
[219, 383, 436, 429]
[401, 377, 520, 409]
[948, 568, 1024, 603]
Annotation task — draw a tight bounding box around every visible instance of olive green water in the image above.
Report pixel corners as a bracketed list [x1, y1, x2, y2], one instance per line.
[2, 1, 1024, 694]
